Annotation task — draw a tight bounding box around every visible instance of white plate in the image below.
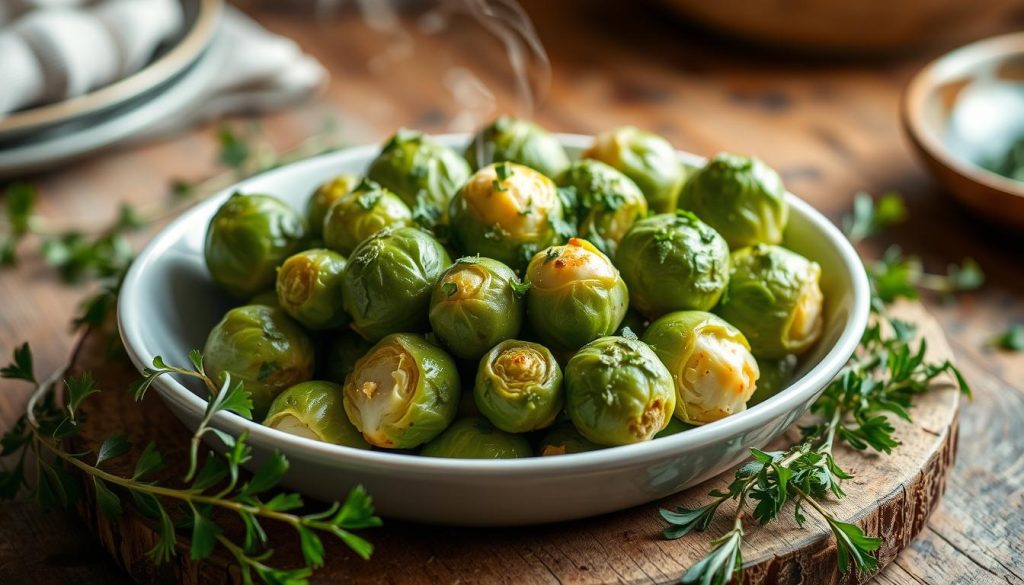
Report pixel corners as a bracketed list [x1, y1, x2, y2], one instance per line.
[118, 135, 870, 526]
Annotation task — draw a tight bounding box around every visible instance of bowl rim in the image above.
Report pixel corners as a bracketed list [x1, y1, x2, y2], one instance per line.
[118, 133, 871, 477]
[903, 31, 1024, 199]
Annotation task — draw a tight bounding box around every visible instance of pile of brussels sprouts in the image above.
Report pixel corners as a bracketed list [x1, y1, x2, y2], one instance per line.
[200, 117, 826, 459]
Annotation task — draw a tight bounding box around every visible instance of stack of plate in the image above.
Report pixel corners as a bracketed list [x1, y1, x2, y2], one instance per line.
[0, 0, 222, 178]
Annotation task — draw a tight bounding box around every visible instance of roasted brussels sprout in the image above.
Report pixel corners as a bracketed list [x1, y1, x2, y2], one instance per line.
[448, 162, 569, 270]
[538, 421, 602, 456]
[564, 336, 675, 446]
[474, 339, 563, 433]
[322, 331, 373, 385]
[641, 311, 759, 424]
[615, 211, 730, 319]
[654, 416, 694, 439]
[275, 249, 348, 330]
[749, 355, 798, 406]
[322, 179, 413, 255]
[421, 418, 532, 459]
[678, 153, 788, 248]
[204, 305, 315, 417]
[341, 227, 452, 342]
[582, 126, 684, 213]
[263, 381, 370, 448]
[716, 245, 824, 358]
[249, 289, 280, 308]
[306, 174, 359, 237]
[205, 193, 306, 298]
[557, 160, 648, 256]
[366, 129, 471, 226]
[465, 116, 570, 178]
[525, 238, 629, 351]
[428, 257, 525, 360]
[342, 333, 459, 448]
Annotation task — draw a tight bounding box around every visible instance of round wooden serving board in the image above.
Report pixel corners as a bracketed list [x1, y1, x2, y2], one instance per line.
[64, 301, 960, 585]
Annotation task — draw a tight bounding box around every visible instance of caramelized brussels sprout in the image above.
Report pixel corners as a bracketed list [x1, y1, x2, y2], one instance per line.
[474, 339, 563, 433]
[717, 245, 824, 358]
[322, 331, 373, 385]
[341, 227, 452, 342]
[749, 354, 798, 406]
[275, 249, 348, 330]
[448, 162, 569, 270]
[582, 126, 684, 213]
[204, 305, 315, 417]
[366, 129, 471, 226]
[678, 153, 788, 248]
[263, 381, 370, 448]
[342, 333, 459, 448]
[205, 193, 306, 298]
[322, 179, 412, 256]
[641, 311, 759, 424]
[306, 174, 359, 237]
[525, 238, 629, 351]
[615, 212, 730, 319]
[538, 421, 603, 456]
[465, 116, 570, 178]
[654, 416, 694, 439]
[557, 160, 648, 256]
[421, 418, 532, 459]
[428, 257, 525, 360]
[564, 336, 675, 446]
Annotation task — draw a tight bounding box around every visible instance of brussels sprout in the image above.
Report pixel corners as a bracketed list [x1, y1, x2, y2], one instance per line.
[428, 257, 525, 360]
[249, 289, 280, 308]
[557, 160, 648, 256]
[654, 416, 694, 439]
[205, 193, 306, 298]
[322, 179, 413, 255]
[366, 129, 471, 226]
[564, 336, 675, 446]
[204, 305, 315, 417]
[538, 421, 603, 456]
[582, 126, 684, 213]
[465, 116, 570, 178]
[449, 162, 570, 270]
[678, 153, 788, 248]
[474, 339, 563, 433]
[717, 245, 824, 358]
[275, 249, 348, 330]
[263, 381, 370, 449]
[421, 418, 532, 459]
[525, 238, 629, 351]
[322, 331, 373, 384]
[342, 333, 459, 448]
[615, 211, 730, 319]
[749, 354, 798, 406]
[341, 227, 452, 342]
[641, 311, 759, 424]
[306, 174, 359, 237]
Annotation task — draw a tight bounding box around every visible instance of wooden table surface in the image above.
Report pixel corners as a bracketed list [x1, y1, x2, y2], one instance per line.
[1, 1, 1022, 583]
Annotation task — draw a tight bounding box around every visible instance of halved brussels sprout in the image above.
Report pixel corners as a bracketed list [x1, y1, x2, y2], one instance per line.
[749, 355, 798, 406]
[205, 193, 306, 298]
[420, 418, 532, 459]
[306, 174, 359, 238]
[366, 129, 471, 226]
[428, 257, 524, 360]
[582, 126, 684, 213]
[525, 238, 629, 351]
[474, 339, 563, 433]
[654, 416, 694, 439]
[538, 421, 603, 456]
[322, 179, 413, 256]
[557, 159, 648, 256]
[716, 245, 824, 358]
[448, 162, 569, 270]
[275, 249, 348, 330]
[322, 331, 373, 385]
[465, 116, 570, 178]
[204, 304, 315, 417]
[342, 333, 459, 449]
[641, 311, 759, 424]
[263, 381, 370, 449]
[615, 212, 730, 319]
[564, 336, 675, 446]
[341, 227, 452, 342]
[678, 153, 788, 248]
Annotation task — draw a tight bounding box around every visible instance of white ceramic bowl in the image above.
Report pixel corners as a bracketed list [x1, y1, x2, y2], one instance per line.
[119, 134, 870, 526]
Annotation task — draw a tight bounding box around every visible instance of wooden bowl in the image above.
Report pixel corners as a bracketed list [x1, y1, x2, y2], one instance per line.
[904, 33, 1024, 231]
